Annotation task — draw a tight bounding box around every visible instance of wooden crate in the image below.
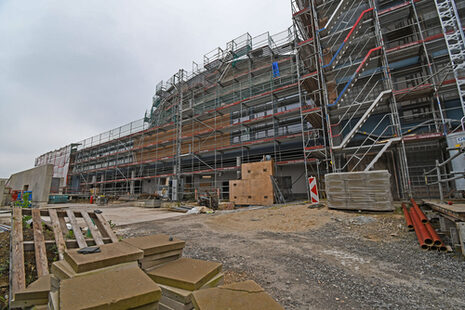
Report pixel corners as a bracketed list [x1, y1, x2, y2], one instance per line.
[241, 161, 274, 180]
[248, 178, 274, 205]
[229, 178, 274, 205]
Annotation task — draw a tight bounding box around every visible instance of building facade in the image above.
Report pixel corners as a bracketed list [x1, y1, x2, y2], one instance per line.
[36, 0, 465, 200]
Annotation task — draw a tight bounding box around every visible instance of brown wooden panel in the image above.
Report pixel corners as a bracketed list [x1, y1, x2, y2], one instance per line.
[32, 209, 49, 277]
[93, 213, 119, 243]
[49, 209, 66, 260]
[81, 211, 104, 246]
[66, 210, 87, 249]
[11, 207, 26, 295]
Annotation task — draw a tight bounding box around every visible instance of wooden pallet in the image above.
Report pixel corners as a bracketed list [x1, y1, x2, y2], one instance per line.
[9, 207, 118, 301]
[423, 200, 465, 222]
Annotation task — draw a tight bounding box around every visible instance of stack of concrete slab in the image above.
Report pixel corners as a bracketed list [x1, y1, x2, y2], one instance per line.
[123, 234, 185, 271]
[326, 170, 394, 211]
[147, 257, 224, 310]
[192, 280, 284, 310]
[59, 267, 161, 309]
[49, 241, 162, 309]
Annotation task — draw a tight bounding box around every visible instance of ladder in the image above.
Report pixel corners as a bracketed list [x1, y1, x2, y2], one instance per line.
[434, 0, 465, 115]
[271, 176, 286, 204]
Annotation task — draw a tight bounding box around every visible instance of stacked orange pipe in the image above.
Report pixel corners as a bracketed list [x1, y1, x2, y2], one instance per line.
[402, 203, 414, 231]
[408, 198, 448, 252]
[409, 207, 433, 247]
[411, 198, 427, 223]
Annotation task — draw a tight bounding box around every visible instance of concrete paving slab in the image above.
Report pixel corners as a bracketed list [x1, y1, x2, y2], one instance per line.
[192, 280, 284, 310]
[60, 267, 161, 310]
[141, 249, 183, 262]
[13, 274, 51, 301]
[52, 259, 139, 280]
[147, 258, 222, 291]
[161, 295, 192, 310]
[64, 241, 143, 273]
[141, 255, 181, 270]
[132, 302, 159, 310]
[201, 272, 224, 289]
[123, 234, 185, 255]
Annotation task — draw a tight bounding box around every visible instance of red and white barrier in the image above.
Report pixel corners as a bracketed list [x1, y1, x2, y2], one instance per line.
[308, 177, 319, 204]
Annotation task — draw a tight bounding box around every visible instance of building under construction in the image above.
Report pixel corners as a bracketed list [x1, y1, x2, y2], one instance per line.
[36, 0, 465, 201]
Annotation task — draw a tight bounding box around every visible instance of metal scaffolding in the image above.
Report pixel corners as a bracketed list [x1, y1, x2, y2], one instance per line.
[36, 0, 465, 201]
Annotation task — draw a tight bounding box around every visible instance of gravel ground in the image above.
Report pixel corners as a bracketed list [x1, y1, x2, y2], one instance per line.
[117, 205, 465, 310]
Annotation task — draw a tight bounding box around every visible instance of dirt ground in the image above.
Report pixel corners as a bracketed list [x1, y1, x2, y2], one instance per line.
[118, 203, 465, 310]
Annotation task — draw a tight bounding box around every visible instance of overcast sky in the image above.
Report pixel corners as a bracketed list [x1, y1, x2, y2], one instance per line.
[0, 1, 292, 178]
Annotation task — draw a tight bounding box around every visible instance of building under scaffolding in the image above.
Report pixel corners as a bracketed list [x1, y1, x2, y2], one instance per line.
[36, 0, 465, 201]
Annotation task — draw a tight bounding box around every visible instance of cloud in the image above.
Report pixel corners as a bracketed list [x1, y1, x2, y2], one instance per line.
[0, 0, 291, 177]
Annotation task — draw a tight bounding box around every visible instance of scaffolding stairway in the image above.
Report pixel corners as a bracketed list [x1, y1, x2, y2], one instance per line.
[434, 0, 465, 114]
[332, 89, 392, 150]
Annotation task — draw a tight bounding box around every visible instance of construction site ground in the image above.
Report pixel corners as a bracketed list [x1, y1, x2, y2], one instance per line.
[2, 202, 465, 309]
[113, 203, 465, 310]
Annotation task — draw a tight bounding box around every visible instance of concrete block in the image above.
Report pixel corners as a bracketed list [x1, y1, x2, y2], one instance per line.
[147, 258, 222, 291]
[192, 280, 283, 310]
[64, 242, 143, 273]
[122, 234, 185, 256]
[60, 267, 161, 310]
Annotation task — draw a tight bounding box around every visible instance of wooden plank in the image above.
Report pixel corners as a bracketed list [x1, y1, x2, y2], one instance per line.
[11, 207, 26, 296]
[31, 209, 49, 277]
[94, 213, 119, 243]
[49, 209, 66, 260]
[23, 238, 112, 251]
[81, 211, 104, 246]
[457, 222, 465, 258]
[89, 213, 110, 239]
[423, 200, 465, 221]
[66, 210, 87, 249]
[22, 208, 85, 218]
[58, 215, 69, 235]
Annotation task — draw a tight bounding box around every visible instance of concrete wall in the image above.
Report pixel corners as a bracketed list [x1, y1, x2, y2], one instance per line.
[0, 179, 7, 206]
[7, 165, 53, 203]
[277, 164, 307, 195]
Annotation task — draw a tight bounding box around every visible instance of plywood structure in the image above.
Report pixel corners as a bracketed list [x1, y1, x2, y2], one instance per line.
[229, 160, 275, 205]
